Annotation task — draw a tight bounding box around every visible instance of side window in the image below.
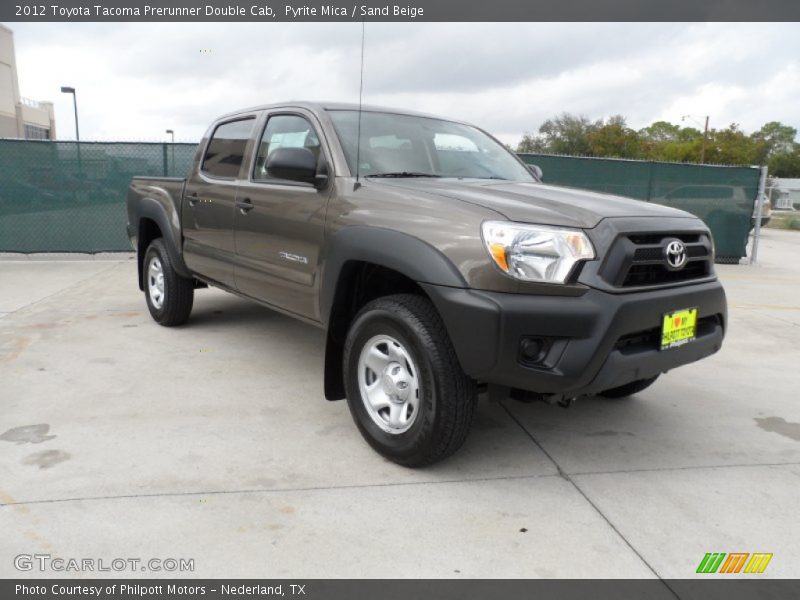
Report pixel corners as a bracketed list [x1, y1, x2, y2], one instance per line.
[201, 119, 255, 178]
[254, 114, 321, 181]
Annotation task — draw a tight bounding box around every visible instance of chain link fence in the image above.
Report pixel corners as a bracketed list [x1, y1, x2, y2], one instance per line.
[0, 141, 761, 261]
[0, 140, 196, 252]
[519, 153, 762, 262]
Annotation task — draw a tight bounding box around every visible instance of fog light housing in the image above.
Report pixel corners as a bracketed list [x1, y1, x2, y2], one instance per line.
[520, 337, 544, 362]
[519, 336, 550, 366]
[518, 336, 568, 369]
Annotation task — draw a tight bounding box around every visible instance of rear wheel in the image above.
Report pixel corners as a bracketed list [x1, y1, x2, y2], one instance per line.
[343, 294, 477, 467]
[598, 375, 659, 399]
[143, 238, 194, 326]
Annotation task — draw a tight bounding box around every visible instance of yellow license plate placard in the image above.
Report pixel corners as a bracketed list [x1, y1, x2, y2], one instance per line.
[661, 307, 698, 350]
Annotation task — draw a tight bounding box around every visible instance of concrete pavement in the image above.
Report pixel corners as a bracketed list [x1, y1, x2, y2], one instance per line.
[1, 229, 799, 579]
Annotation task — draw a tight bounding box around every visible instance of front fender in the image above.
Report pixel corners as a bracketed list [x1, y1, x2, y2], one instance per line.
[319, 226, 467, 326]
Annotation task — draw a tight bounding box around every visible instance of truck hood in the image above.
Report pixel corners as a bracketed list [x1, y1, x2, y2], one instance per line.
[374, 179, 694, 229]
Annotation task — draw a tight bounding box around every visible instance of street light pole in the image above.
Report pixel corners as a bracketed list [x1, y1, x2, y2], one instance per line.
[166, 129, 175, 175]
[60, 86, 81, 174]
[60, 86, 79, 141]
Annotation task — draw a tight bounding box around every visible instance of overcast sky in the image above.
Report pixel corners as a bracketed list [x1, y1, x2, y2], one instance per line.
[9, 22, 800, 145]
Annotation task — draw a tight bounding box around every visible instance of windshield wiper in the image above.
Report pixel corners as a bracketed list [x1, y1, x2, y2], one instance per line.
[368, 172, 442, 178]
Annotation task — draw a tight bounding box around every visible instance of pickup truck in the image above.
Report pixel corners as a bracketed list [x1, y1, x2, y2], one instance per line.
[126, 102, 727, 466]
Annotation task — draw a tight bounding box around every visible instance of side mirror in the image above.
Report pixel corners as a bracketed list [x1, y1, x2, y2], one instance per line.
[266, 147, 318, 185]
[527, 164, 543, 181]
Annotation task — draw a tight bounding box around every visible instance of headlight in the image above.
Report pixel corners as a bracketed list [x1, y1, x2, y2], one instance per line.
[709, 233, 715, 262]
[481, 221, 595, 284]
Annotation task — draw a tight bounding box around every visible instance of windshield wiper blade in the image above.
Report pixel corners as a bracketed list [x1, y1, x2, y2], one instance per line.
[368, 172, 442, 178]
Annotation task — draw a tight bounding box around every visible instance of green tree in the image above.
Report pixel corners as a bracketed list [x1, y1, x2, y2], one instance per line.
[586, 115, 642, 158]
[516, 114, 798, 170]
[706, 124, 766, 165]
[752, 121, 797, 160]
[768, 145, 800, 177]
[638, 123, 703, 162]
[536, 113, 596, 155]
[516, 132, 546, 153]
[639, 121, 682, 143]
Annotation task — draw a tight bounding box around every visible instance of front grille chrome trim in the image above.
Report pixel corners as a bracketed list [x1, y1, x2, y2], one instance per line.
[600, 231, 715, 289]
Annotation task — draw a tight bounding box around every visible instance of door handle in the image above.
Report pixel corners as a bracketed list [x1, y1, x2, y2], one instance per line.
[187, 194, 200, 207]
[236, 198, 254, 213]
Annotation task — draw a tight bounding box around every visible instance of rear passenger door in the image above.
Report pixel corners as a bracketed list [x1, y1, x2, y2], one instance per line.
[182, 117, 256, 288]
[233, 111, 332, 321]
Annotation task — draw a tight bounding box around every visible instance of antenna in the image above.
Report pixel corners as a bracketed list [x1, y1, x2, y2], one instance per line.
[354, 20, 365, 189]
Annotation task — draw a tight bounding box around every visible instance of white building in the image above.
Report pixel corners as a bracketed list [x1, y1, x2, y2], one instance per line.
[771, 178, 800, 210]
[0, 24, 56, 139]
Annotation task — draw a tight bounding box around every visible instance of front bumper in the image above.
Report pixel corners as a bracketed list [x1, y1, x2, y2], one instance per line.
[421, 280, 727, 397]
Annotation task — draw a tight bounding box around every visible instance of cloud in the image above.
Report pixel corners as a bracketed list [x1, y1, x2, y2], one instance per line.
[9, 22, 800, 145]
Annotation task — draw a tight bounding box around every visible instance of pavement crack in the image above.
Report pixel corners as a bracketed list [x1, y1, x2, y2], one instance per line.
[569, 460, 800, 477]
[0, 472, 561, 508]
[2, 261, 123, 318]
[500, 401, 680, 597]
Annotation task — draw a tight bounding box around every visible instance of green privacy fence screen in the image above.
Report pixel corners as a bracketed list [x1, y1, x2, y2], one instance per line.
[0, 140, 196, 252]
[0, 140, 759, 258]
[519, 153, 761, 260]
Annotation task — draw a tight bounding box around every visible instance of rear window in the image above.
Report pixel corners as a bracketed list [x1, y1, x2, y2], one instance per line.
[202, 119, 254, 178]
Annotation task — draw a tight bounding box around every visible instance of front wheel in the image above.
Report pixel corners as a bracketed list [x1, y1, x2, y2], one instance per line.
[143, 238, 194, 326]
[343, 294, 477, 467]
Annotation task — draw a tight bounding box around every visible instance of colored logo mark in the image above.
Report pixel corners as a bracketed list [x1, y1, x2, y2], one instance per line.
[696, 552, 773, 574]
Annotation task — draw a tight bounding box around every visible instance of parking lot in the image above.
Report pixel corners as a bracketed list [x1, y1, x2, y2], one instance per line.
[1, 228, 799, 579]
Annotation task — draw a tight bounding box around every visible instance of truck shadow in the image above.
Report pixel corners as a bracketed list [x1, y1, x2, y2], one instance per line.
[174, 291, 722, 473]
[188, 292, 291, 327]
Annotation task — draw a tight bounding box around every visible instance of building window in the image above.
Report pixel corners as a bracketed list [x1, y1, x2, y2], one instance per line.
[24, 124, 50, 140]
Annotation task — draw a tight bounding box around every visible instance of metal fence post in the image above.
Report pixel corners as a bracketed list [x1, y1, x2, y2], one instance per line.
[750, 165, 767, 265]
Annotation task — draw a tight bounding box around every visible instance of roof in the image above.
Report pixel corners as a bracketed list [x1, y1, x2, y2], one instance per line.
[774, 178, 800, 190]
[216, 101, 462, 124]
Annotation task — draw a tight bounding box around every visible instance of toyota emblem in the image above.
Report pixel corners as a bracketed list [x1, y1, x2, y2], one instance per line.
[664, 239, 687, 270]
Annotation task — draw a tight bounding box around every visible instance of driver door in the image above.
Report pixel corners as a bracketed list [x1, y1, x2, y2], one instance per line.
[233, 111, 332, 321]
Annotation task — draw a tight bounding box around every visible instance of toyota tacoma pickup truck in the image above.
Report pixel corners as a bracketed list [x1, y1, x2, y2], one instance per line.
[126, 102, 727, 466]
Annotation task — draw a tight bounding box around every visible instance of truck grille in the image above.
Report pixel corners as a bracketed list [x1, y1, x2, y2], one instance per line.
[623, 258, 709, 286]
[601, 232, 714, 289]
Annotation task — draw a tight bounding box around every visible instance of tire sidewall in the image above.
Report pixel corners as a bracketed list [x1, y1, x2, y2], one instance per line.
[344, 307, 440, 462]
[144, 242, 169, 321]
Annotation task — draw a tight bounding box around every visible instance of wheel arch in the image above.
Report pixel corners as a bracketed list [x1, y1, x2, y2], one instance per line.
[135, 198, 191, 290]
[320, 227, 467, 400]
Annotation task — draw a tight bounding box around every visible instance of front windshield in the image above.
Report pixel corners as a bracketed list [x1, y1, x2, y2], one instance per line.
[327, 110, 534, 181]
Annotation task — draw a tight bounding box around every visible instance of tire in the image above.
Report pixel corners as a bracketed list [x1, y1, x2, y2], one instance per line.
[343, 294, 477, 467]
[598, 375, 659, 399]
[143, 238, 194, 326]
